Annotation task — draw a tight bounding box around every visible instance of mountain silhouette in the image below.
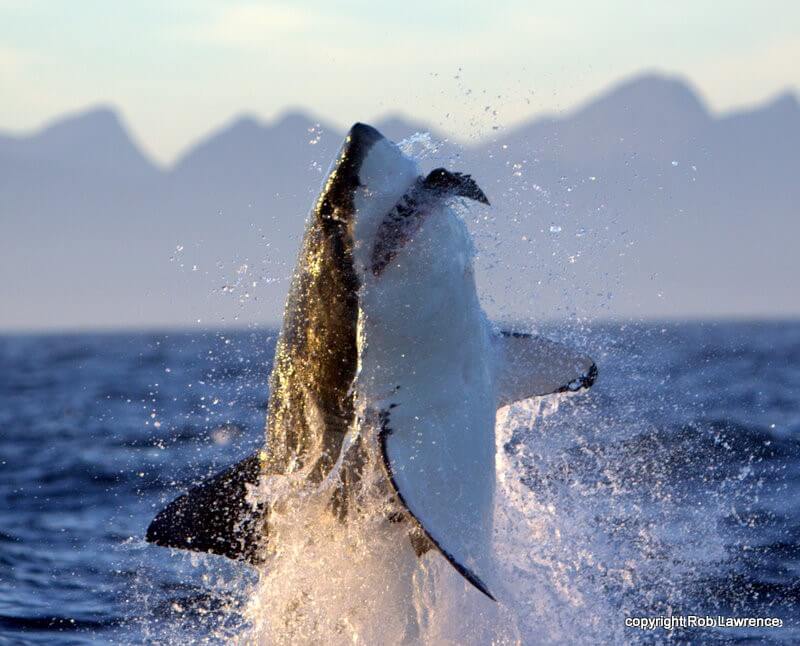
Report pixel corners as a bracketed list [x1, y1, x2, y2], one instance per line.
[1, 73, 798, 330]
[0, 106, 158, 181]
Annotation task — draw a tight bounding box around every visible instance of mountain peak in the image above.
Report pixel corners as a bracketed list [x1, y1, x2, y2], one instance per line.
[37, 105, 127, 141]
[764, 90, 799, 115]
[21, 104, 159, 176]
[171, 109, 341, 179]
[272, 110, 318, 131]
[495, 72, 713, 162]
[225, 114, 264, 135]
[578, 72, 710, 123]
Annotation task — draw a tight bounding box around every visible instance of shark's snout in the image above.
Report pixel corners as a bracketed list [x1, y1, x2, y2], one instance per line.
[316, 122, 385, 223]
[348, 122, 384, 150]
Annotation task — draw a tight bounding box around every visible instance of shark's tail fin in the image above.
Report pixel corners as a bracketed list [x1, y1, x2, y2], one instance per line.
[146, 451, 268, 564]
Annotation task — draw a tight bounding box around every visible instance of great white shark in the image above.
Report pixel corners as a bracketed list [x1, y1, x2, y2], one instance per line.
[146, 123, 597, 601]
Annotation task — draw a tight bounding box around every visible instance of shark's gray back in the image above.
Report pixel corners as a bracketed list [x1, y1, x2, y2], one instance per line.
[265, 125, 382, 484]
[265, 211, 358, 480]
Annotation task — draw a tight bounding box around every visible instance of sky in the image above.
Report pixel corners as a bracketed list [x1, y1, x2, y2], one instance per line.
[1, 0, 799, 165]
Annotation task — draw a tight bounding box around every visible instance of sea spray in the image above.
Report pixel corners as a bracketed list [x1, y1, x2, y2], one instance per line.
[492, 395, 626, 644]
[235, 396, 630, 644]
[237, 418, 520, 645]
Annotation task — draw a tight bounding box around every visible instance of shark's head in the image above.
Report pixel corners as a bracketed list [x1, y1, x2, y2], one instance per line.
[339, 124, 490, 346]
[313, 122, 420, 289]
[344, 125, 420, 273]
[341, 124, 488, 284]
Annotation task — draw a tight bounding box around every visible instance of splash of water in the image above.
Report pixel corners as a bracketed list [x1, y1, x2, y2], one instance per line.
[229, 392, 641, 644]
[491, 397, 625, 643]
[237, 418, 520, 645]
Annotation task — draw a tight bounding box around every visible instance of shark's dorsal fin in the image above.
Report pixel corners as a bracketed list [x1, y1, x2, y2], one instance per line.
[145, 452, 268, 563]
[493, 330, 597, 406]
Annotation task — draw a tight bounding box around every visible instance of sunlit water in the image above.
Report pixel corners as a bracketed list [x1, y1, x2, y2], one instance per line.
[1, 322, 798, 643]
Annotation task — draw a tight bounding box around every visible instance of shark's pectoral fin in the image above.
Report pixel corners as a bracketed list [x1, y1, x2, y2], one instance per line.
[377, 410, 497, 602]
[494, 330, 597, 406]
[146, 451, 268, 564]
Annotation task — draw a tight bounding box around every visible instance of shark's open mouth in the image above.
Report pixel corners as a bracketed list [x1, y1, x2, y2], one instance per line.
[370, 179, 427, 276]
[369, 169, 489, 277]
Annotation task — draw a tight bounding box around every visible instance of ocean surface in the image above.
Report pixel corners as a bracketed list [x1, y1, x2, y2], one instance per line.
[1, 322, 799, 644]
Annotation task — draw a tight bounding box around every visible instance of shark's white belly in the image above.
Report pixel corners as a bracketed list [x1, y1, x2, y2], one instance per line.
[355, 202, 497, 578]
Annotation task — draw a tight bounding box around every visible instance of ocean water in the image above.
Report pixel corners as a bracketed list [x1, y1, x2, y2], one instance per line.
[0, 322, 798, 644]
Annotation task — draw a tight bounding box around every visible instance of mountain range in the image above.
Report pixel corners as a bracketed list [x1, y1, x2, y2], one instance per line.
[2, 73, 798, 330]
